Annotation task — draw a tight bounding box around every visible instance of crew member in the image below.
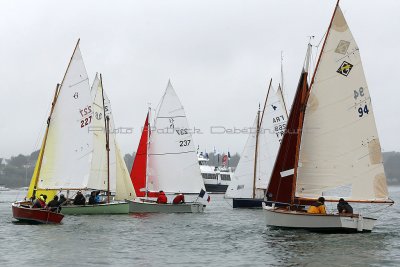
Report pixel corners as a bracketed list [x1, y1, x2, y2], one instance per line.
[32, 194, 47, 208]
[157, 191, 168, 204]
[173, 194, 185, 204]
[47, 195, 60, 212]
[337, 198, 353, 214]
[73, 191, 86, 205]
[307, 197, 326, 214]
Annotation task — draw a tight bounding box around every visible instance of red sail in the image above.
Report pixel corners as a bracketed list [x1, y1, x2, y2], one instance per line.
[130, 113, 149, 197]
[266, 70, 309, 205]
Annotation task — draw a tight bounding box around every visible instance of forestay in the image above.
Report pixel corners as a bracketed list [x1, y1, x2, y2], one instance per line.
[38, 44, 93, 190]
[296, 6, 389, 202]
[147, 81, 205, 193]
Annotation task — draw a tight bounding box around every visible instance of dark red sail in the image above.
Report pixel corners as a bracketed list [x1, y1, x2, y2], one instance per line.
[266, 68, 309, 205]
[130, 113, 149, 197]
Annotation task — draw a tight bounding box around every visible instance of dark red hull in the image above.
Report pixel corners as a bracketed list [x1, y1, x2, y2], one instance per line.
[12, 202, 64, 224]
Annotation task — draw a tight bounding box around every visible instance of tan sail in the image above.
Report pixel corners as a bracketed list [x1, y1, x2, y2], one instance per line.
[296, 6, 390, 202]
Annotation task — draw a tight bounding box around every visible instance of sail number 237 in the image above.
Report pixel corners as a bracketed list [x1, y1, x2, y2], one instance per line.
[179, 140, 191, 147]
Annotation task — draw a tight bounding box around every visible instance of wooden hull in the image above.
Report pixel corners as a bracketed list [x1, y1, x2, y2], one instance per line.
[128, 199, 206, 213]
[263, 203, 376, 233]
[12, 202, 64, 224]
[61, 201, 129, 215]
[232, 198, 263, 208]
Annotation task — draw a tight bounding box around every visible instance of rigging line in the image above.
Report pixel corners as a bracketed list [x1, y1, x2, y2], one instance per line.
[68, 77, 89, 88]
[367, 202, 394, 215]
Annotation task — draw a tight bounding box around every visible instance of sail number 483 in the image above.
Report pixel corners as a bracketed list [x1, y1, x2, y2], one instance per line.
[179, 140, 191, 147]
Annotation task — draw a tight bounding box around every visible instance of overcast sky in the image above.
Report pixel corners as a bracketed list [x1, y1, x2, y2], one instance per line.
[1, 0, 399, 159]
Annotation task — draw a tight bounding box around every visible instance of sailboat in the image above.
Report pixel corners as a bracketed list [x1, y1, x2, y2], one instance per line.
[225, 80, 288, 208]
[60, 73, 136, 214]
[263, 1, 393, 232]
[128, 81, 206, 213]
[12, 40, 134, 221]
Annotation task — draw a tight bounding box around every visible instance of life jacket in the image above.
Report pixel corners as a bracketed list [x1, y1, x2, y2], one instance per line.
[307, 201, 326, 214]
[173, 194, 185, 204]
[157, 192, 168, 204]
[34, 198, 46, 208]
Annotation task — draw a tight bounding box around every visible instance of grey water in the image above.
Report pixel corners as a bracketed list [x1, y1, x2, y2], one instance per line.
[1, 188, 400, 267]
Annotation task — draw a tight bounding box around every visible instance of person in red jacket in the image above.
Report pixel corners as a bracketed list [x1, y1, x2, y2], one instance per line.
[32, 194, 47, 209]
[173, 194, 185, 204]
[157, 191, 168, 204]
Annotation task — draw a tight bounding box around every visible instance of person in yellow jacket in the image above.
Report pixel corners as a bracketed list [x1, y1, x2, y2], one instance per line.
[307, 197, 326, 214]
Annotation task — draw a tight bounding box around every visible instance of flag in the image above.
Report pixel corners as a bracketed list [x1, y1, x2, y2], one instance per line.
[198, 189, 210, 203]
[228, 151, 231, 159]
[222, 155, 228, 166]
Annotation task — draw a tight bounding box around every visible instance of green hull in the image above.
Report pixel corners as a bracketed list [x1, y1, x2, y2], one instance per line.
[61, 202, 129, 215]
[128, 200, 206, 213]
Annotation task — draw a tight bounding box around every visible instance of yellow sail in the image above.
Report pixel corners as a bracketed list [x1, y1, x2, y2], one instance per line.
[26, 136, 57, 203]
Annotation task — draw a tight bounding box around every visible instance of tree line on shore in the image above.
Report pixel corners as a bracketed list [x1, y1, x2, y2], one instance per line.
[1, 150, 399, 188]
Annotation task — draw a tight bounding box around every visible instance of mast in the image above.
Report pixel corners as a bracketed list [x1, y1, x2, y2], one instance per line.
[253, 79, 272, 198]
[252, 106, 261, 199]
[309, 0, 340, 89]
[31, 39, 81, 197]
[278, 84, 289, 118]
[30, 83, 60, 198]
[260, 78, 273, 123]
[280, 51, 284, 97]
[100, 74, 110, 203]
[145, 106, 151, 199]
[291, 1, 340, 204]
[290, 44, 312, 204]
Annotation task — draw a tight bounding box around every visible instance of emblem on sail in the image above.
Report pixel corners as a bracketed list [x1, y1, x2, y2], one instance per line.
[335, 40, 350, 54]
[337, 61, 353, 76]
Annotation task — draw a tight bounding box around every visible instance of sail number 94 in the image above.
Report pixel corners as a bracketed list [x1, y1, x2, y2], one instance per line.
[358, 105, 369, 117]
[179, 140, 191, 147]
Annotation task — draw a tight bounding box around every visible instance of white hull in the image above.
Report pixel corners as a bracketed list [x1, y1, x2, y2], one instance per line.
[128, 199, 205, 213]
[262, 203, 376, 233]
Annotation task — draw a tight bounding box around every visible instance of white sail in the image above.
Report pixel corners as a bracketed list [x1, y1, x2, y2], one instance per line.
[87, 74, 108, 191]
[225, 86, 288, 199]
[257, 86, 288, 189]
[296, 6, 389, 202]
[103, 91, 117, 193]
[38, 44, 93, 190]
[115, 142, 136, 200]
[147, 81, 205, 193]
[225, 116, 261, 199]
